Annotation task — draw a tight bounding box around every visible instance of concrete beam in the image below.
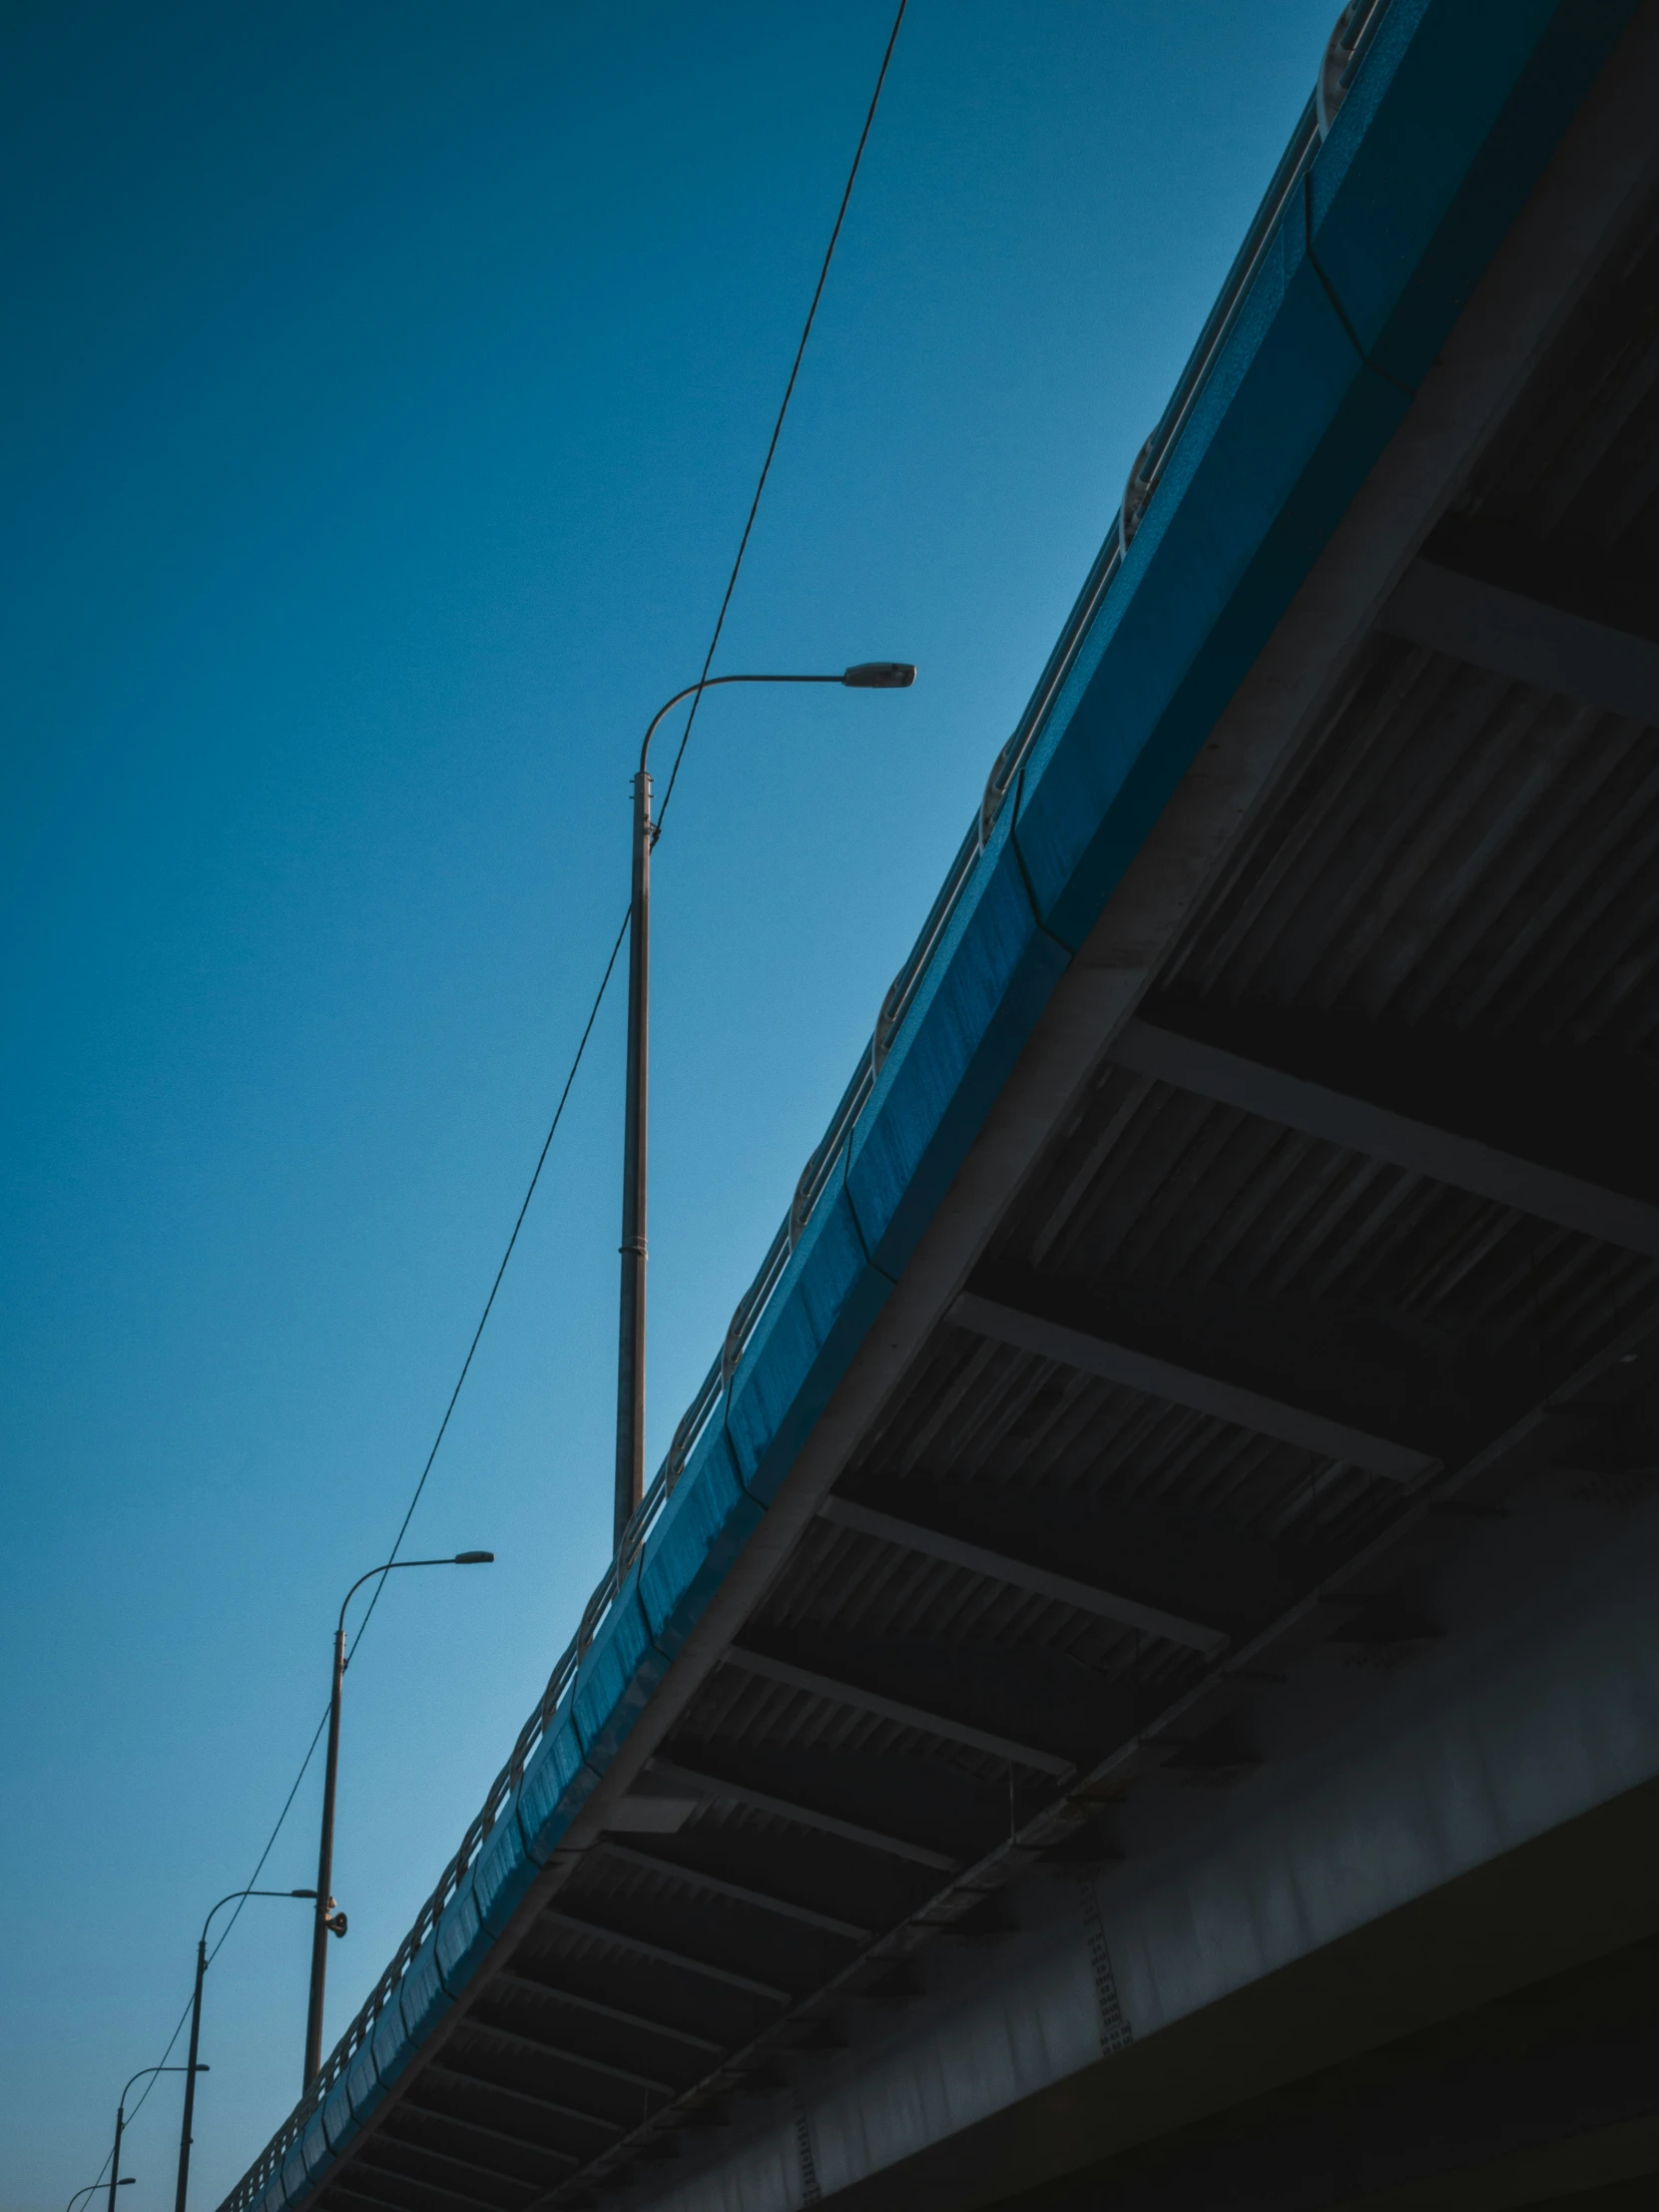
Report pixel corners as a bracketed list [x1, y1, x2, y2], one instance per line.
[595, 1839, 869, 1941]
[462, 2013, 676, 2096]
[819, 1496, 1228, 1658]
[359, 2135, 539, 2199]
[425, 2062, 623, 2138]
[537, 1905, 791, 2003]
[348, 2145, 539, 2212]
[1112, 1019, 1659, 1258]
[495, 1967, 725, 2053]
[395, 2107, 580, 2169]
[949, 1291, 1435, 1484]
[650, 1756, 959, 1874]
[1380, 556, 1659, 724]
[330, 2177, 508, 2212]
[723, 1645, 1076, 1780]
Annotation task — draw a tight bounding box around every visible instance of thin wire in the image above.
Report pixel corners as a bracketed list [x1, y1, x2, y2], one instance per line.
[109, 907, 632, 2149]
[654, 0, 907, 834]
[112, 1711, 329, 2137]
[348, 904, 631, 1656]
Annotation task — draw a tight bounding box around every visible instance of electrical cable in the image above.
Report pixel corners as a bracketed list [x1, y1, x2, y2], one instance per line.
[654, 0, 908, 834]
[94, 0, 905, 2169]
[105, 1712, 328, 2140]
[346, 905, 631, 1654]
[101, 909, 631, 2147]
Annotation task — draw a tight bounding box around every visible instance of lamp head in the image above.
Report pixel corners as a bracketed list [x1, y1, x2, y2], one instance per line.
[453, 1550, 494, 1565]
[290, 1888, 317, 1898]
[841, 663, 916, 689]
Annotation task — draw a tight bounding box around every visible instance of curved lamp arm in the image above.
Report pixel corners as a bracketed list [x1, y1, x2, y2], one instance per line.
[202, 1887, 316, 1948]
[120, 2062, 195, 2109]
[638, 664, 915, 775]
[336, 1552, 494, 1643]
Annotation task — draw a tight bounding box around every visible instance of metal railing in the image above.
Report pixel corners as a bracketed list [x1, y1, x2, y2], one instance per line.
[217, 12, 1393, 2204]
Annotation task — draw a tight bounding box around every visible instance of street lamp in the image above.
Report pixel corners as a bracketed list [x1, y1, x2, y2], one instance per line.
[613, 662, 916, 1546]
[176, 1889, 314, 2212]
[70, 2185, 133, 2212]
[302, 1550, 496, 2089]
[109, 2068, 198, 2212]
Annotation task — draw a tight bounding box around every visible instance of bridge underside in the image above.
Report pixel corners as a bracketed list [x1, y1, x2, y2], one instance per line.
[833, 1773, 1659, 2212]
[232, 8, 1659, 2212]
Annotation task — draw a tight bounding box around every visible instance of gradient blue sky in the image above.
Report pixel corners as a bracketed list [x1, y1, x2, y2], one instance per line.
[2, 5, 1335, 2203]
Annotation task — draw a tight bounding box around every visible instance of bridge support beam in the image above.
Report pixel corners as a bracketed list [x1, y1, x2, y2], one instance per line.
[949, 1291, 1434, 1483]
[1380, 556, 1659, 725]
[722, 1646, 1076, 1779]
[648, 1757, 960, 1874]
[593, 1840, 869, 1941]
[1110, 1019, 1659, 1257]
[819, 1496, 1229, 1657]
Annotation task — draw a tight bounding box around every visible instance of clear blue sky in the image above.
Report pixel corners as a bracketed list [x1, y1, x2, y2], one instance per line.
[2, 4, 1334, 2202]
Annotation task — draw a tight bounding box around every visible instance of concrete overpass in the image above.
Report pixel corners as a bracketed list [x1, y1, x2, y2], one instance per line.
[220, 4, 1659, 2209]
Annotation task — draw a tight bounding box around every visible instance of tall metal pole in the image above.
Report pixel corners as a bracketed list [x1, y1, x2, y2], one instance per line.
[299, 1553, 493, 2091]
[173, 1889, 304, 2212]
[607, 664, 913, 1556]
[174, 1940, 209, 2212]
[614, 766, 652, 1548]
[108, 2065, 194, 2212]
[107, 2102, 125, 2212]
[303, 1624, 346, 2091]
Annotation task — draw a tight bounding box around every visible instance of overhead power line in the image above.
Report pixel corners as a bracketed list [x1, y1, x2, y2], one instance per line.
[107, 913, 633, 2144]
[656, 0, 908, 833]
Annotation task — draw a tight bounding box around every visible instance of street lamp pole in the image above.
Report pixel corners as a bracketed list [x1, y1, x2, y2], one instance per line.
[613, 662, 915, 1548]
[109, 2067, 193, 2212]
[175, 1890, 312, 2212]
[302, 1550, 495, 2090]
